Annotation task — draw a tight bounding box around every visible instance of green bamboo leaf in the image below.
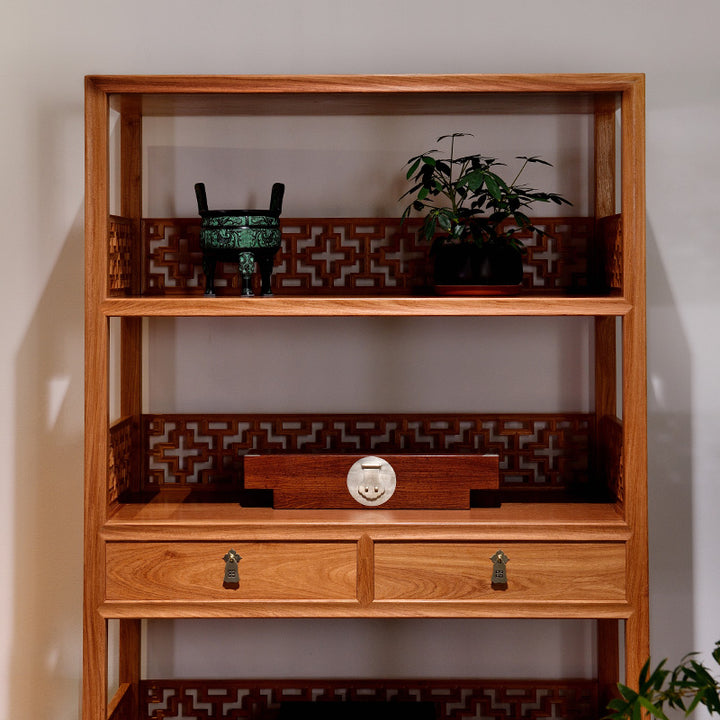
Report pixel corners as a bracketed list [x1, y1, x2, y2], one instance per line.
[652, 668, 669, 692]
[516, 155, 553, 167]
[618, 684, 639, 703]
[437, 132, 472, 142]
[437, 213, 451, 231]
[712, 642, 720, 665]
[707, 688, 720, 714]
[686, 687, 706, 713]
[607, 698, 630, 712]
[484, 174, 502, 200]
[513, 212, 530, 229]
[405, 158, 421, 179]
[422, 156, 437, 167]
[458, 168, 487, 192]
[637, 696, 669, 720]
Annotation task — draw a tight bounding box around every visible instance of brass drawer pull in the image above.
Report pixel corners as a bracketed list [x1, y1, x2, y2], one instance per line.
[490, 549, 509, 590]
[223, 548, 241, 588]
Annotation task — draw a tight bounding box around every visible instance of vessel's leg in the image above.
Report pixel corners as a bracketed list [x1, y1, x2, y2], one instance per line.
[202, 252, 217, 296]
[238, 251, 256, 297]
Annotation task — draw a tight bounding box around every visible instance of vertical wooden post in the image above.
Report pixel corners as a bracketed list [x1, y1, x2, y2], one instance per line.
[620, 75, 649, 691]
[594, 93, 620, 708]
[118, 94, 143, 714]
[594, 92, 618, 429]
[83, 76, 110, 720]
[119, 93, 143, 419]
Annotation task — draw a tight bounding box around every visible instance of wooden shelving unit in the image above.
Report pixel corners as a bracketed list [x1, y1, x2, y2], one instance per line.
[84, 74, 647, 720]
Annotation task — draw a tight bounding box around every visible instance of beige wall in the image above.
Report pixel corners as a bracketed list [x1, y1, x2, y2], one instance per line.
[2, 1, 719, 717]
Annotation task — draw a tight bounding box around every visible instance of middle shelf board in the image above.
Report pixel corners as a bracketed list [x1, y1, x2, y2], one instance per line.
[102, 294, 631, 317]
[102, 502, 629, 542]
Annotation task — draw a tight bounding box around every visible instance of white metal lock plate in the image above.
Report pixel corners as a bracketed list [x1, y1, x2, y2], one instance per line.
[346, 456, 396, 507]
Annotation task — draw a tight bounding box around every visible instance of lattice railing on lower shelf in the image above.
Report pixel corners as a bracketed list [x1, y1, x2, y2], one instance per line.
[108, 413, 594, 501]
[138, 678, 599, 720]
[111, 216, 594, 296]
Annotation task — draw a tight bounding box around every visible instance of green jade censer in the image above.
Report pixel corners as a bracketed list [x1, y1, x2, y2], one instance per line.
[195, 181, 285, 296]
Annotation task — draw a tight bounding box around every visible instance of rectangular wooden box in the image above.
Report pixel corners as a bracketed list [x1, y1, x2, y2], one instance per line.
[243, 453, 499, 509]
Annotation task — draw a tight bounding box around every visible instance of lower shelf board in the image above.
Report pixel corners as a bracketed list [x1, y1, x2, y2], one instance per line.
[124, 678, 601, 720]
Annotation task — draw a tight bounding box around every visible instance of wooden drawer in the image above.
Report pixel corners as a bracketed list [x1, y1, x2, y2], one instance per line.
[106, 542, 357, 602]
[374, 542, 626, 602]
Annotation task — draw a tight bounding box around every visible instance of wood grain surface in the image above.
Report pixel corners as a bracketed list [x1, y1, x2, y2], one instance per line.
[244, 454, 499, 509]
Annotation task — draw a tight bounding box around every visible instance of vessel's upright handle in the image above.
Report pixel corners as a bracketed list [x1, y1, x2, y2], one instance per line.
[270, 183, 285, 214]
[194, 182, 209, 214]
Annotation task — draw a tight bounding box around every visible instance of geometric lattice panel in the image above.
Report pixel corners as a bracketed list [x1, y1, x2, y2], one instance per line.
[595, 214, 623, 291]
[130, 413, 593, 496]
[138, 679, 600, 720]
[136, 217, 594, 297]
[108, 415, 138, 503]
[598, 414, 624, 506]
[109, 215, 134, 294]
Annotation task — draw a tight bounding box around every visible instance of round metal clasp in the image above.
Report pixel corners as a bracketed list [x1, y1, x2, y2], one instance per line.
[346, 456, 396, 507]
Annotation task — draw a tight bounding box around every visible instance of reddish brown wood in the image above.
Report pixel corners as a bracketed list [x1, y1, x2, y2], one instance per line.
[125, 412, 593, 500]
[138, 677, 600, 720]
[140, 216, 593, 296]
[108, 216, 134, 293]
[244, 453, 499, 508]
[117, 619, 141, 716]
[106, 683, 134, 720]
[598, 618, 621, 709]
[596, 214, 623, 291]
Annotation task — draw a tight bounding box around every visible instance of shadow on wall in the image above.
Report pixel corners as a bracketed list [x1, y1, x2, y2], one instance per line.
[645, 222, 695, 663]
[10, 207, 85, 720]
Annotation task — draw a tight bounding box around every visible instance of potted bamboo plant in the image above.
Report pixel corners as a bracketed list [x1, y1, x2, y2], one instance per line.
[400, 132, 572, 294]
[605, 640, 720, 719]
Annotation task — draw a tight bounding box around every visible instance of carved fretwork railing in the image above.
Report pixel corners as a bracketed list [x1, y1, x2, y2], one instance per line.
[106, 412, 612, 504]
[107, 216, 613, 297]
[136, 678, 599, 720]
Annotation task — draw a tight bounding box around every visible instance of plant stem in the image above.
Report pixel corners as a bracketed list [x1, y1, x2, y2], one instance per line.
[510, 157, 529, 187]
[449, 134, 457, 215]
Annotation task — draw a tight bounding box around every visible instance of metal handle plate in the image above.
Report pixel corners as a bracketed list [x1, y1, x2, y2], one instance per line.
[490, 549, 509, 590]
[346, 456, 396, 507]
[223, 548, 241, 587]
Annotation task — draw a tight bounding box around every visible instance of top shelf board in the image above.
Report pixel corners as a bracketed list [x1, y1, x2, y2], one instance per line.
[93, 73, 638, 117]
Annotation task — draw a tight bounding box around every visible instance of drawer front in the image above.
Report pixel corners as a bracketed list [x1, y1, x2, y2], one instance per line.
[106, 542, 357, 602]
[374, 543, 626, 602]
